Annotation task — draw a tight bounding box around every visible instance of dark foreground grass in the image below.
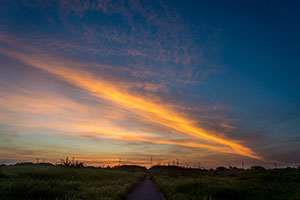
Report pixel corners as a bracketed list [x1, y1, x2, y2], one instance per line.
[150, 166, 300, 200]
[0, 164, 146, 200]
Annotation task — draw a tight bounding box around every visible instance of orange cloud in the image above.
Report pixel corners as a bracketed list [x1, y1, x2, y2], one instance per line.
[0, 48, 262, 160]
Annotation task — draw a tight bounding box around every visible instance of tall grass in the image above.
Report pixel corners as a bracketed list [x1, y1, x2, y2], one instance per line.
[0, 164, 146, 200]
[150, 166, 300, 200]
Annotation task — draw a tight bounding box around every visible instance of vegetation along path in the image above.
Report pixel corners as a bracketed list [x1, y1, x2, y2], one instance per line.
[125, 176, 165, 200]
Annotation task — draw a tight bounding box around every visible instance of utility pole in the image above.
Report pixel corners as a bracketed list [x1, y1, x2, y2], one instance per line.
[150, 156, 152, 167]
[176, 158, 179, 166]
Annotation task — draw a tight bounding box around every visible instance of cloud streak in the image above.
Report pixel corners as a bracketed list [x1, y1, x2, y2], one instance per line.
[0, 48, 262, 160]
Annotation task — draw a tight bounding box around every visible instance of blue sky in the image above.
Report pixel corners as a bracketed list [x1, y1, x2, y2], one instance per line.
[0, 0, 299, 167]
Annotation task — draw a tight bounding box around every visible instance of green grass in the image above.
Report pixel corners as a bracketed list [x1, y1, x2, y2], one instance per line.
[0, 164, 146, 200]
[150, 166, 300, 200]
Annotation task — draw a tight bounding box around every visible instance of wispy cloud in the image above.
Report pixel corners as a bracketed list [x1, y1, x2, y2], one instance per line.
[0, 0, 223, 84]
[0, 48, 261, 160]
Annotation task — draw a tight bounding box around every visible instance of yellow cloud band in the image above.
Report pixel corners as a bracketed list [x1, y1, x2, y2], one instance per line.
[0, 49, 262, 160]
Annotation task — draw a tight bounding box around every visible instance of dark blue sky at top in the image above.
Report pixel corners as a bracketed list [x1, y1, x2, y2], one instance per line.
[170, 0, 300, 135]
[0, 0, 299, 164]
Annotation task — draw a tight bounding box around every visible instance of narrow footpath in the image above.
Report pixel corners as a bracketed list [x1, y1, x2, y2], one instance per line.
[125, 176, 165, 200]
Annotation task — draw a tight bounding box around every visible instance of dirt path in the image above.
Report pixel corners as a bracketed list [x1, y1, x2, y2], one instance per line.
[125, 176, 165, 200]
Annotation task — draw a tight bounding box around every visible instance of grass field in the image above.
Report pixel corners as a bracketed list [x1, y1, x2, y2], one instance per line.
[0, 164, 146, 200]
[1, 164, 300, 200]
[150, 166, 300, 200]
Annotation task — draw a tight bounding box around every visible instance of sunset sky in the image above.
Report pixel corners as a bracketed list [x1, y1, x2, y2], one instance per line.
[0, 0, 299, 168]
